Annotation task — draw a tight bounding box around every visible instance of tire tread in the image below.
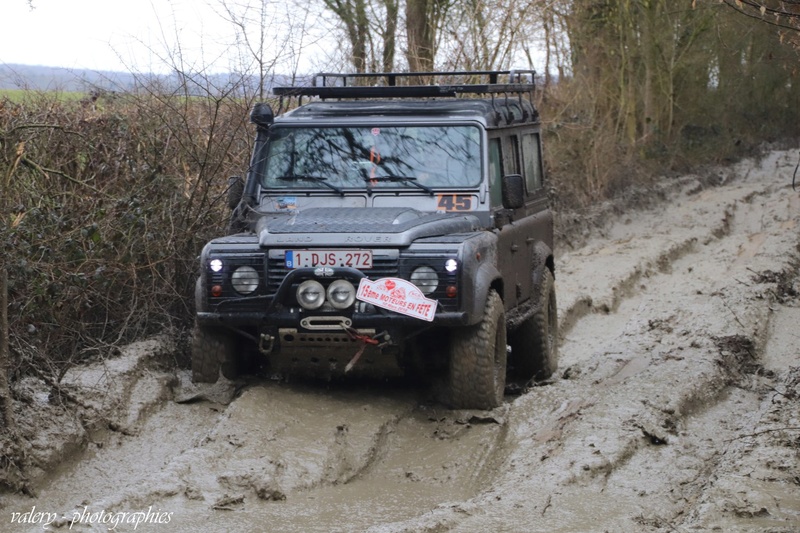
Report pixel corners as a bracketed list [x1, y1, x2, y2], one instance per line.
[191, 323, 236, 383]
[448, 289, 506, 409]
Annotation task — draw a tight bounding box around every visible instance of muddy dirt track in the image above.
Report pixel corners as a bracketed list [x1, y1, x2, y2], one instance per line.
[3, 149, 800, 532]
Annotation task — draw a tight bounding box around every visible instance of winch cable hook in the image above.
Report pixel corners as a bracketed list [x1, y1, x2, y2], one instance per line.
[341, 324, 380, 373]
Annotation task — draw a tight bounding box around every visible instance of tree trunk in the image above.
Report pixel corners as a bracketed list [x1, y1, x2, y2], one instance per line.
[0, 269, 14, 432]
[406, 0, 436, 72]
[381, 0, 399, 71]
[641, 0, 658, 141]
[324, 0, 370, 72]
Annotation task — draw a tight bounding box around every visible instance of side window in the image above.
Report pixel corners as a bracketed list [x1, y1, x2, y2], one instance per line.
[503, 135, 520, 175]
[522, 132, 543, 191]
[488, 138, 503, 206]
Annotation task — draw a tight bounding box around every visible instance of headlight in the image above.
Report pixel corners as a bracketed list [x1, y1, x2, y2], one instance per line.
[297, 280, 325, 310]
[410, 266, 438, 295]
[231, 266, 259, 294]
[327, 280, 356, 309]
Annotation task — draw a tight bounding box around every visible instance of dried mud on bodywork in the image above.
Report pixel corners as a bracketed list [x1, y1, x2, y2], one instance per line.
[1, 149, 800, 533]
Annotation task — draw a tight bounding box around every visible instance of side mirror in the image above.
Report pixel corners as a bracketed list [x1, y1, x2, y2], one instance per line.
[227, 176, 244, 210]
[501, 174, 525, 209]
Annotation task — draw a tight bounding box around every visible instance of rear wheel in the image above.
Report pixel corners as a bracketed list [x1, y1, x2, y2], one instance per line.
[191, 323, 238, 383]
[509, 268, 558, 382]
[448, 289, 507, 409]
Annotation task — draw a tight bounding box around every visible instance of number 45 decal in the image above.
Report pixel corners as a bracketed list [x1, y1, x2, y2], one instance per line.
[437, 194, 473, 212]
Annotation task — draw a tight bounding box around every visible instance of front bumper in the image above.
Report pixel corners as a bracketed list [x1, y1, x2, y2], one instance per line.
[196, 309, 469, 328]
[199, 265, 467, 329]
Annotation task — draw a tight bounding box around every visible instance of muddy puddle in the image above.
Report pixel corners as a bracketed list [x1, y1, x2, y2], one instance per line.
[164, 383, 507, 533]
[3, 376, 509, 533]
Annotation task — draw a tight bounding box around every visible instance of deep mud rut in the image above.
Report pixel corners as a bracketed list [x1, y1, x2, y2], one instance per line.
[3, 149, 800, 533]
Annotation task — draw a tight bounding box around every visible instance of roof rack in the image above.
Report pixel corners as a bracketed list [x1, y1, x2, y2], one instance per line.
[272, 70, 535, 99]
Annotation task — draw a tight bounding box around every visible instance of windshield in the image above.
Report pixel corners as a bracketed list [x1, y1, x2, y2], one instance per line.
[257, 125, 482, 191]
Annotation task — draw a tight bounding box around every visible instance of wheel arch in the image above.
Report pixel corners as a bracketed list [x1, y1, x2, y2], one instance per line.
[469, 262, 504, 325]
[531, 241, 555, 309]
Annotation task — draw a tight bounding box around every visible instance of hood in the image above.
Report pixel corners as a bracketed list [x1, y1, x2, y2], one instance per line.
[256, 207, 481, 247]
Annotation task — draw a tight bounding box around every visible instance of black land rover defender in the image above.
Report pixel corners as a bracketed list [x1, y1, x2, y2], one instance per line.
[193, 70, 557, 409]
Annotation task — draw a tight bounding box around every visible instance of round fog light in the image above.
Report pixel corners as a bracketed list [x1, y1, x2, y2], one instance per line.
[327, 279, 356, 309]
[231, 266, 259, 294]
[297, 280, 325, 310]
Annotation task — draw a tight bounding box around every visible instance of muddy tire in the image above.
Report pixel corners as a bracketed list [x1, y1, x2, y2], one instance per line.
[448, 289, 507, 410]
[191, 323, 238, 383]
[509, 268, 558, 382]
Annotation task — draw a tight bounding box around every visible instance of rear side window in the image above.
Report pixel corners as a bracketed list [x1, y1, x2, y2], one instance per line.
[504, 135, 520, 175]
[488, 138, 503, 205]
[522, 133, 543, 191]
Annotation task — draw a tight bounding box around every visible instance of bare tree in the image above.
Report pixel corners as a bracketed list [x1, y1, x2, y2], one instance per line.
[405, 0, 450, 71]
[213, 0, 319, 97]
[320, 0, 400, 72]
[322, 0, 371, 71]
[379, 0, 400, 71]
[439, 0, 547, 71]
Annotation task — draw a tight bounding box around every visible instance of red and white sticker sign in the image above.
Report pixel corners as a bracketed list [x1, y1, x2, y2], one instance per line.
[357, 278, 437, 322]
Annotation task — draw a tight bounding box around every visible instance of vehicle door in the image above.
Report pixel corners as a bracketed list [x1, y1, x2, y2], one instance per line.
[516, 129, 552, 303]
[489, 133, 528, 308]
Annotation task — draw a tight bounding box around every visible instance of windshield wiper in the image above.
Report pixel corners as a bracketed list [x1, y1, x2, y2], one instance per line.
[277, 176, 345, 197]
[363, 175, 434, 196]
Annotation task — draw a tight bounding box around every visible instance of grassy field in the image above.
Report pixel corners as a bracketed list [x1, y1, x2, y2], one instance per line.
[0, 88, 87, 103]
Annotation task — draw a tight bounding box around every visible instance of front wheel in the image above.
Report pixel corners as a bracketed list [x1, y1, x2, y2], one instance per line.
[509, 268, 558, 383]
[447, 289, 507, 409]
[191, 323, 238, 383]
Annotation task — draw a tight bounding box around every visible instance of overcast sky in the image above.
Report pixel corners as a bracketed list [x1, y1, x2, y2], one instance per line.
[1, 0, 335, 74]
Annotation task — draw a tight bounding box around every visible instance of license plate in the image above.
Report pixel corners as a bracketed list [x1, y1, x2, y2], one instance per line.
[285, 250, 373, 269]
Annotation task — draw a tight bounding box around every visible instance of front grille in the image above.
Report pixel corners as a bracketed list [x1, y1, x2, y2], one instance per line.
[206, 249, 459, 314]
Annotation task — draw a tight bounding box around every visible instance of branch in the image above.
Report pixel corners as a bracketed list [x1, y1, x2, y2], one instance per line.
[20, 155, 103, 194]
[720, 0, 800, 33]
[1, 123, 85, 139]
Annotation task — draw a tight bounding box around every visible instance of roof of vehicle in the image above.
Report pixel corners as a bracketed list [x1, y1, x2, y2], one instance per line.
[269, 70, 540, 128]
[275, 99, 537, 128]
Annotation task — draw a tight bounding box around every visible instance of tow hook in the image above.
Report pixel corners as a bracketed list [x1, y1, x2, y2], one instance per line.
[259, 334, 274, 355]
[342, 326, 389, 373]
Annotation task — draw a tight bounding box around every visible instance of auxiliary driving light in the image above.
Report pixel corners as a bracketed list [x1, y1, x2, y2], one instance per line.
[410, 266, 438, 295]
[297, 280, 325, 310]
[231, 266, 259, 294]
[326, 279, 356, 309]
